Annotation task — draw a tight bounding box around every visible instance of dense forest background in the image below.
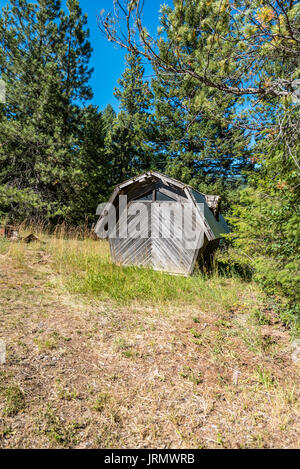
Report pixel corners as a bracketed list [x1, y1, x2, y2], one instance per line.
[0, 0, 299, 321]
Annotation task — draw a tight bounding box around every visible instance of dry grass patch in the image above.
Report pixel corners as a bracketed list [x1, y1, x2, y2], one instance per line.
[0, 231, 299, 448]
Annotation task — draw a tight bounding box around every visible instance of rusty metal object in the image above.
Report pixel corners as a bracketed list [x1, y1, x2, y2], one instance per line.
[2, 225, 20, 240]
[0, 225, 40, 243]
[23, 234, 39, 244]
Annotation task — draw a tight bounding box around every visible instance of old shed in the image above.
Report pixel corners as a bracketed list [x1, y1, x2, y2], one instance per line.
[95, 171, 229, 275]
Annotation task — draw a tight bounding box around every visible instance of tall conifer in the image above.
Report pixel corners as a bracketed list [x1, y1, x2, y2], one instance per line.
[0, 0, 93, 222]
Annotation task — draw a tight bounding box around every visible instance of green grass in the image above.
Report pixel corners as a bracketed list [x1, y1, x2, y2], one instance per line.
[2, 385, 25, 417]
[93, 392, 110, 412]
[50, 238, 256, 311]
[40, 404, 80, 447]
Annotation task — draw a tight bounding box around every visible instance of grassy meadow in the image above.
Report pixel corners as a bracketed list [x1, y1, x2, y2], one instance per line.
[0, 226, 299, 448]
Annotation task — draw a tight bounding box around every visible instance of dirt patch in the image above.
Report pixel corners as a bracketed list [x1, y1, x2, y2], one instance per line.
[0, 248, 299, 448]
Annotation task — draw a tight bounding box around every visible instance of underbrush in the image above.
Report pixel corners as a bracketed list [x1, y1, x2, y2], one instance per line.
[216, 247, 300, 336]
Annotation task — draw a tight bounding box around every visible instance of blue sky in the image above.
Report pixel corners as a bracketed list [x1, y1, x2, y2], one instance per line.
[0, 0, 171, 111]
[79, 0, 170, 110]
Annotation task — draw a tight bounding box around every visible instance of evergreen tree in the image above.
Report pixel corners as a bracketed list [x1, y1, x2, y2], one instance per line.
[104, 53, 155, 185]
[72, 105, 110, 221]
[102, 104, 116, 132]
[0, 0, 94, 223]
[99, 1, 300, 103]
[228, 103, 300, 320]
[151, 0, 252, 207]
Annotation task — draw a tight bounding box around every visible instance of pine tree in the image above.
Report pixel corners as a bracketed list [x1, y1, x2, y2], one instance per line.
[151, 0, 252, 207]
[0, 0, 94, 223]
[72, 105, 110, 221]
[228, 102, 300, 316]
[102, 104, 116, 132]
[104, 53, 155, 185]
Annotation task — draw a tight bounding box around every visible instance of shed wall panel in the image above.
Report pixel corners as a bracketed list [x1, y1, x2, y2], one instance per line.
[151, 202, 199, 275]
